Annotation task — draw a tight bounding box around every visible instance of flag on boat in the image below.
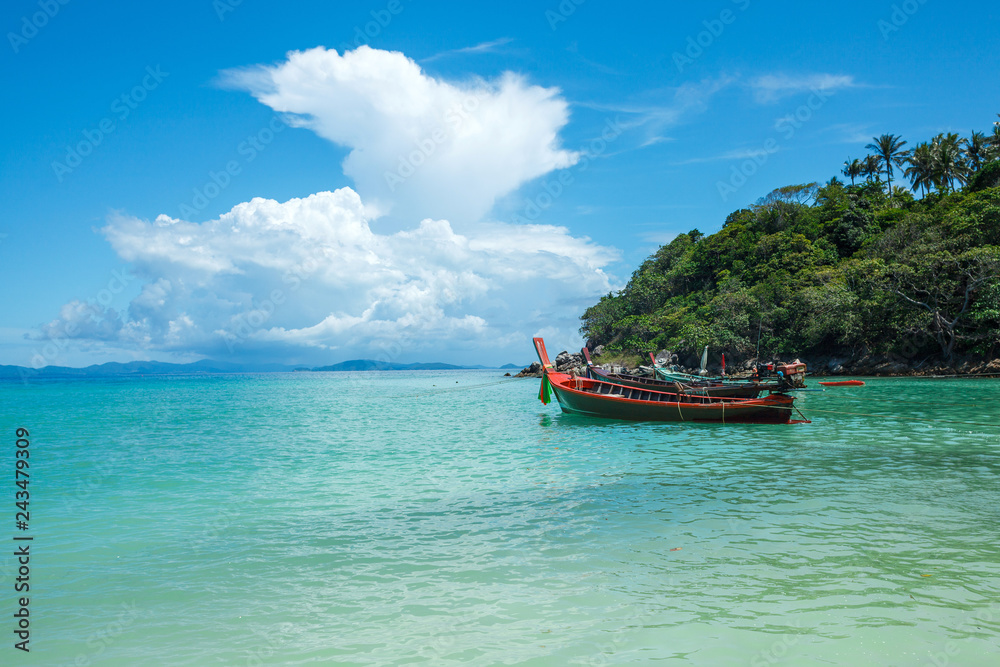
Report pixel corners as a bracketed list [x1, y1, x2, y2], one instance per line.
[539, 374, 552, 405]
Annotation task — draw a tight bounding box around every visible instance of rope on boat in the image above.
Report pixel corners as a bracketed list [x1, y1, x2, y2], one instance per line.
[793, 405, 812, 424]
[836, 396, 988, 408]
[785, 407, 1000, 429]
[824, 372, 1000, 380]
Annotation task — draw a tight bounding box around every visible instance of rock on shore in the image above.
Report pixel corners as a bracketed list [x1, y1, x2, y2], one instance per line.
[515, 351, 586, 378]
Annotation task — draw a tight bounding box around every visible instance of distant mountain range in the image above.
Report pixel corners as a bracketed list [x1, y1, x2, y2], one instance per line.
[311, 360, 471, 372]
[0, 358, 526, 378]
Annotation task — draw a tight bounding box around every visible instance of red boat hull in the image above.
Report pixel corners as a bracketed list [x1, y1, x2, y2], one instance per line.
[534, 338, 796, 424]
[549, 373, 794, 423]
[818, 380, 865, 386]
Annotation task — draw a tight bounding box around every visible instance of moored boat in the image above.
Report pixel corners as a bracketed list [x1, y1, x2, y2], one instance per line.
[650, 352, 808, 390]
[819, 380, 866, 386]
[534, 338, 798, 424]
[582, 348, 768, 399]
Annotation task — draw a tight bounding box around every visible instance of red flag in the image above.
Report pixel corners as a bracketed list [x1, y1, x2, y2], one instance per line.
[722, 353, 726, 376]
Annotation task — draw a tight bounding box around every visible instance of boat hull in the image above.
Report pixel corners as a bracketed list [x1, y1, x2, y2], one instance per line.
[550, 374, 794, 424]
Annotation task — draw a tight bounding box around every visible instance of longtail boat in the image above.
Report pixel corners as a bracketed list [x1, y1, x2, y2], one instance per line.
[819, 380, 865, 387]
[650, 352, 808, 390]
[581, 348, 768, 399]
[534, 338, 799, 424]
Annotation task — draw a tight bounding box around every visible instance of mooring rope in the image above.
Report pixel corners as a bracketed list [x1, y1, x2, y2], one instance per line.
[826, 372, 1000, 380]
[834, 396, 990, 408]
[793, 405, 812, 423]
[787, 407, 1000, 429]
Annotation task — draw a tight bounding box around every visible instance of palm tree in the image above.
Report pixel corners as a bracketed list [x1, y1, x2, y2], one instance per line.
[930, 133, 969, 193]
[862, 155, 882, 184]
[842, 158, 863, 185]
[905, 143, 935, 197]
[889, 185, 912, 207]
[964, 131, 989, 172]
[866, 134, 909, 192]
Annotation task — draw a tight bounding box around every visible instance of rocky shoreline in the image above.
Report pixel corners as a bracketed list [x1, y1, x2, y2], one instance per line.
[515, 349, 1000, 379]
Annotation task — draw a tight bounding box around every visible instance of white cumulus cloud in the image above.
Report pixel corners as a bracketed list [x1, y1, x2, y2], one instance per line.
[31, 48, 612, 366]
[46, 189, 616, 363]
[223, 46, 580, 223]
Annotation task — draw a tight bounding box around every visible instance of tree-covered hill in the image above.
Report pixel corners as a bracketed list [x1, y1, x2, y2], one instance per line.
[581, 120, 1000, 372]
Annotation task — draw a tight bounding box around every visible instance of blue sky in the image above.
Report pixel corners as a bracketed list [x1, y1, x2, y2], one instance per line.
[1, 0, 998, 368]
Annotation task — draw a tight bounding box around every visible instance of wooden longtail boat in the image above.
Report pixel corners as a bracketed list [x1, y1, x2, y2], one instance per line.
[649, 352, 808, 391]
[819, 380, 865, 387]
[650, 352, 737, 384]
[581, 348, 768, 399]
[534, 338, 796, 424]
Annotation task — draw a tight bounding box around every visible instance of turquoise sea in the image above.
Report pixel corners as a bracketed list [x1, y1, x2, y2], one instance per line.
[2, 371, 1000, 666]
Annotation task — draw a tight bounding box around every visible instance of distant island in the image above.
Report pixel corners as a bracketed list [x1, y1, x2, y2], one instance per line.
[581, 119, 1000, 376]
[1, 359, 523, 379]
[312, 360, 476, 372]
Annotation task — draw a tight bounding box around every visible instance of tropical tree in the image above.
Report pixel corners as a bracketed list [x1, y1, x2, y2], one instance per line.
[989, 116, 1000, 160]
[931, 133, 969, 193]
[862, 155, 882, 184]
[964, 131, 989, 172]
[882, 247, 1000, 361]
[842, 158, 863, 185]
[866, 134, 909, 192]
[890, 185, 913, 207]
[905, 143, 936, 197]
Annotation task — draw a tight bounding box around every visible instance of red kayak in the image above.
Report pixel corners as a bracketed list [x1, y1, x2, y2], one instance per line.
[819, 380, 865, 386]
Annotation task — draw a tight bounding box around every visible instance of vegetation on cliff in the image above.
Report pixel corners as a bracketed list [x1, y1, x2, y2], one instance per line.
[581, 118, 1000, 368]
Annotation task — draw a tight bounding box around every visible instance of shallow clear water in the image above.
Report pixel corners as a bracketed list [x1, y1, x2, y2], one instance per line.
[2, 372, 999, 666]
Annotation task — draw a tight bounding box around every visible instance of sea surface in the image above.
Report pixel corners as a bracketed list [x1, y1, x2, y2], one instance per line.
[2, 371, 999, 666]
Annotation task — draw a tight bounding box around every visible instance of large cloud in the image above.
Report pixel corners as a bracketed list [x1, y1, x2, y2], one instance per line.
[223, 46, 580, 222]
[31, 49, 613, 366]
[49, 188, 616, 363]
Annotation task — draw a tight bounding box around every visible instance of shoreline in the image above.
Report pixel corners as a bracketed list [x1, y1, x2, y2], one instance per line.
[515, 352, 1000, 380]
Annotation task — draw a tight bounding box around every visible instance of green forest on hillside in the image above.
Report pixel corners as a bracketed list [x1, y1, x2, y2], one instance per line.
[581, 118, 1000, 368]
